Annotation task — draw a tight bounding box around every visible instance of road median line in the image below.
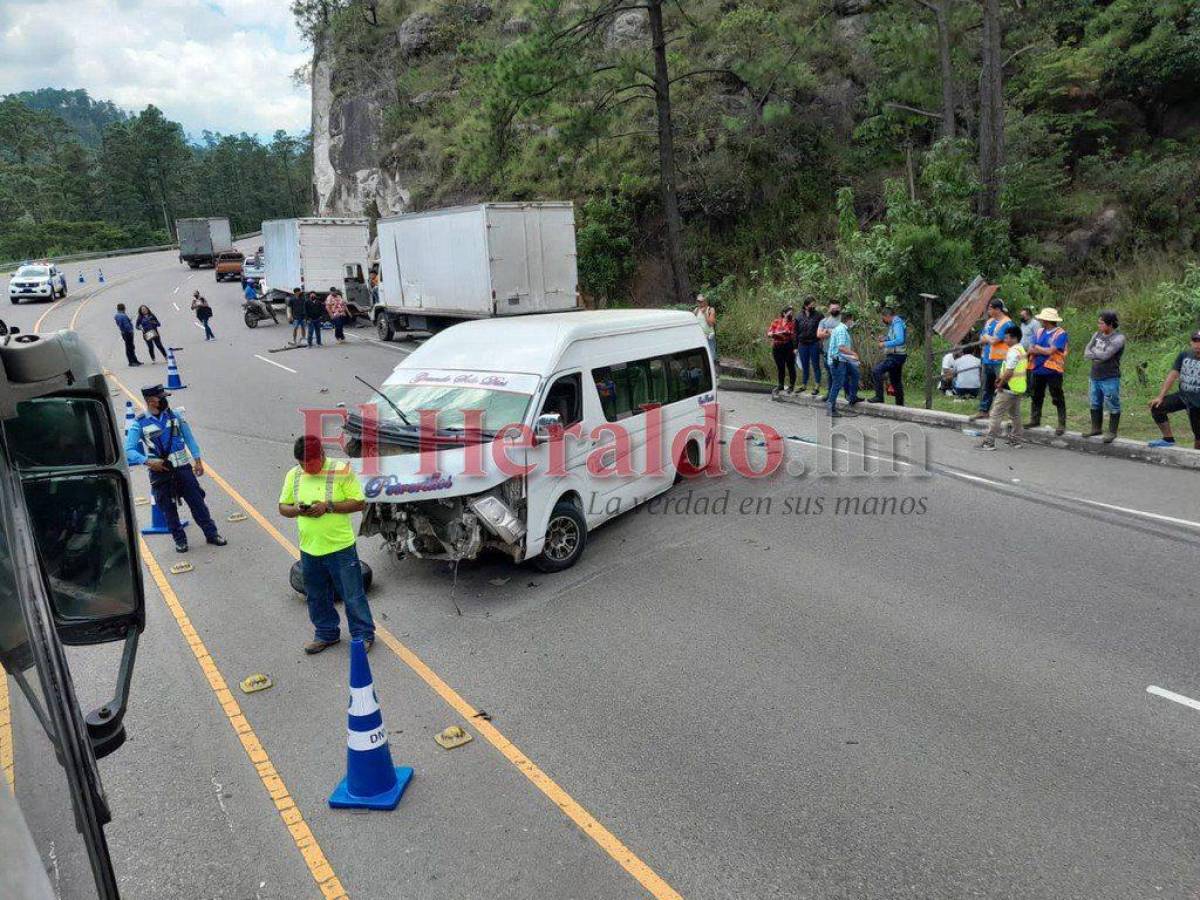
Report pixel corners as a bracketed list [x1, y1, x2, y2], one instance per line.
[106, 369, 683, 900]
[138, 535, 348, 899]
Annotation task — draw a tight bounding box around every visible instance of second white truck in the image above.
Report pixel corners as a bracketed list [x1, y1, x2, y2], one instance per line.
[373, 202, 579, 340]
[261, 217, 370, 301]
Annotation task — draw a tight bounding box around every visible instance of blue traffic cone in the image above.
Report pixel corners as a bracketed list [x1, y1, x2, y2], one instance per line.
[123, 402, 140, 465]
[140, 489, 188, 535]
[329, 639, 413, 811]
[165, 348, 187, 390]
[98, 268, 105, 284]
[78, 271, 85, 284]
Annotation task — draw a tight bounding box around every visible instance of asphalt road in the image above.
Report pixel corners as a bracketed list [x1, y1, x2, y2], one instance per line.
[5, 247, 1200, 899]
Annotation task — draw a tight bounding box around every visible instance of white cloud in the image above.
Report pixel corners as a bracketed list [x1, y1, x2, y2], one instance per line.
[0, 0, 311, 138]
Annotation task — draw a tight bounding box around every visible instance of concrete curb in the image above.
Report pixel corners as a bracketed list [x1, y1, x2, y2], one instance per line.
[719, 377, 1200, 472]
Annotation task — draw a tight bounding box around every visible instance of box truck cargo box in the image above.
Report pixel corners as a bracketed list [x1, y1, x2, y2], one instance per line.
[261, 217, 370, 300]
[177, 217, 232, 267]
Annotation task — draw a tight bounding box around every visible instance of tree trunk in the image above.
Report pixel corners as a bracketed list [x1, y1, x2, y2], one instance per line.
[978, 0, 1004, 218]
[647, 0, 692, 305]
[935, 0, 956, 139]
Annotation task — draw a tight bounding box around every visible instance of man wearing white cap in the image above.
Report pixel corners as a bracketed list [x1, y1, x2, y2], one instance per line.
[1026, 307, 1069, 436]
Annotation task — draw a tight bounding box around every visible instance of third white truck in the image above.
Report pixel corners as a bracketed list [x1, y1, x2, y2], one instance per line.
[373, 202, 579, 340]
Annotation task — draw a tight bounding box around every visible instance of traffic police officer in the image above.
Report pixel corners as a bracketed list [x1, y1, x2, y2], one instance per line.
[125, 385, 227, 553]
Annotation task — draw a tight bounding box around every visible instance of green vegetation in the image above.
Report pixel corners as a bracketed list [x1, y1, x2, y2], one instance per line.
[0, 90, 311, 261]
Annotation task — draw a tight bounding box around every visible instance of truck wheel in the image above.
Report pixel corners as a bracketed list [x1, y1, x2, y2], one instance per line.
[674, 440, 701, 485]
[9, 297, 18, 305]
[532, 499, 587, 573]
[244, 311, 259, 328]
[289, 559, 373, 599]
[188, 261, 198, 269]
[376, 314, 394, 342]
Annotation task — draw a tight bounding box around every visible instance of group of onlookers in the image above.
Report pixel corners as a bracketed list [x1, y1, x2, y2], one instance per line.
[114, 292, 214, 367]
[286, 287, 353, 347]
[753, 294, 1200, 451]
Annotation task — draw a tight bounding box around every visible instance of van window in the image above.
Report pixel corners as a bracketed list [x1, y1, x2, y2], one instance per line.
[593, 347, 712, 422]
[541, 374, 582, 426]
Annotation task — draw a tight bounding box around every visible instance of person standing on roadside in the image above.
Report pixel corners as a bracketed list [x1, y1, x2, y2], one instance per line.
[1083, 310, 1125, 442]
[817, 303, 842, 398]
[768, 306, 797, 397]
[278, 435, 376, 655]
[1147, 330, 1200, 450]
[794, 299, 823, 396]
[694, 293, 717, 363]
[325, 287, 350, 343]
[304, 291, 325, 347]
[826, 307, 861, 417]
[1019, 307, 1037, 351]
[114, 303, 142, 367]
[977, 323, 1027, 451]
[288, 287, 306, 345]
[191, 290, 215, 341]
[135, 304, 168, 362]
[125, 384, 228, 553]
[869, 305, 907, 406]
[1025, 307, 1069, 435]
[971, 298, 1012, 423]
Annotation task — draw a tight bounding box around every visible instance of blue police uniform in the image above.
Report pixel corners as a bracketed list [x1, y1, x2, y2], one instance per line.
[125, 390, 221, 549]
[870, 315, 908, 405]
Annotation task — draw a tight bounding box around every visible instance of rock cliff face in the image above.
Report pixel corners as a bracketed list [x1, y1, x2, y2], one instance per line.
[311, 43, 411, 218]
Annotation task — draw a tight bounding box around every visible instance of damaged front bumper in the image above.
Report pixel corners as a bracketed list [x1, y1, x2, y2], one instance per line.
[360, 481, 528, 563]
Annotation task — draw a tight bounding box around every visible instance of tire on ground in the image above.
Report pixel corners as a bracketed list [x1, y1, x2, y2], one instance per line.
[532, 498, 587, 573]
[289, 559, 374, 600]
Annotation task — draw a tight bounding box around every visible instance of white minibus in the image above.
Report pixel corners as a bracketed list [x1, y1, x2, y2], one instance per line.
[345, 309, 718, 571]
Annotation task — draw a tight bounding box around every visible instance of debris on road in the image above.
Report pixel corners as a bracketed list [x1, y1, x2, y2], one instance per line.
[472, 710, 492, 722]
[488, 577, 510, 586]
[169, 562, 193, 575]
[239, 673, 273, 694]
[227, 512, 248, 523]
[434, 725, 473, 750]
[134, 496, 149, 506]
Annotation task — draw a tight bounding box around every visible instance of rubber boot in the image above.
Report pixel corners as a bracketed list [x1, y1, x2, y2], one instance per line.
[1084, 408, 1103, 438]
[1103, 413, 1120, 444]
[1055, 409, 1067, 437]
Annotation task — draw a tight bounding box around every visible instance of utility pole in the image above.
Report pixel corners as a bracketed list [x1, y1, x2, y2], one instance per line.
[921, 293, 938, 409]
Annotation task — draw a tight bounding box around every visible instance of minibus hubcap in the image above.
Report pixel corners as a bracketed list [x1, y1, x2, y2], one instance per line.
[546, 516, 579, 560]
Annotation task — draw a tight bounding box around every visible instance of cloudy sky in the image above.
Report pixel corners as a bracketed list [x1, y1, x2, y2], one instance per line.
[0, 0, 311, 138]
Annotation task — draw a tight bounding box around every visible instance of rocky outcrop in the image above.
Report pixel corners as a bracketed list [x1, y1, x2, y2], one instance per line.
[396, 12, 441, 60]
[606, 10, 648, 48]
[1065, 207, 1129, 265]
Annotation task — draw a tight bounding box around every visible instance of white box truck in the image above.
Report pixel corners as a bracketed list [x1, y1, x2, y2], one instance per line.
[177, 217, 233, 268]
[373, 202, 579, 340]
[261, 217, 370, 301]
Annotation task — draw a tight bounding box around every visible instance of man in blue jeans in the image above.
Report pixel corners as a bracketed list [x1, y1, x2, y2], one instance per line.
[825, 307, 861, 417]
[278, 435, 375, 654]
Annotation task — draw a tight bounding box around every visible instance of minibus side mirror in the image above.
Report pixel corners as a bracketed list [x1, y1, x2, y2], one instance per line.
[533, 413, 562, 445]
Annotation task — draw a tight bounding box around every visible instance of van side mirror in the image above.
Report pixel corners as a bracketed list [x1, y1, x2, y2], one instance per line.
[2, 394, 145, 759]
[533, 413, 562, 444]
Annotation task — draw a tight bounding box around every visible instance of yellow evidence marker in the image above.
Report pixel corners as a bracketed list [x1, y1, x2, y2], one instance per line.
[434, 725, 473, 750]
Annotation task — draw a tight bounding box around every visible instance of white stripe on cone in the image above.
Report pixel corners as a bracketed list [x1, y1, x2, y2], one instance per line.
[346, 725, 388, 752]
[348, 685, 380, 717]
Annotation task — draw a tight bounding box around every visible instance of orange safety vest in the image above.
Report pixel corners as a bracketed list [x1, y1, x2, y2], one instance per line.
[984, 315, 1012, 363]
[1032, 326, 1068, 374]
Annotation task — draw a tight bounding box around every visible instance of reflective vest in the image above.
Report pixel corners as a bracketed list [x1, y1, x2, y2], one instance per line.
[983, 315, 1012, 363]
[290, 463, 350, 507]
[139, 410, 193, 469]
[1004, 345, 1028, 393]
[1032, 326, 1068, 374]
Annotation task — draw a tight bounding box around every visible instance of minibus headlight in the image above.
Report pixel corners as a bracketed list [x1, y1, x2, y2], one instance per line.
[469, 495, 526, 544]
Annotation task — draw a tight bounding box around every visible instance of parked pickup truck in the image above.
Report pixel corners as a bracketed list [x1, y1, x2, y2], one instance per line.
[214, 251, 245, 282]
[8, 263, 68, 304]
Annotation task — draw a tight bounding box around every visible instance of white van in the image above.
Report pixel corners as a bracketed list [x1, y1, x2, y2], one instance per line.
[345, 309, 717, 571]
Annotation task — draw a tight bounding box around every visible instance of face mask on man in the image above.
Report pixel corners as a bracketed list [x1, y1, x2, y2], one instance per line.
[301, 453, 324, 475]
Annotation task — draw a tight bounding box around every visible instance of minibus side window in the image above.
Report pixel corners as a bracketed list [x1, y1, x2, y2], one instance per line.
[594, 348, 711, 422]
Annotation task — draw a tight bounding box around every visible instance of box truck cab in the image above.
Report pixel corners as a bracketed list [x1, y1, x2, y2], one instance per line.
[373, 202, 579, 340]
[345, 310, 717, 572]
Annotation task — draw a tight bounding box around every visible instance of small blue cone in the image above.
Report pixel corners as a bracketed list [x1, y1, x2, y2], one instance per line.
[98, 268, 105, 284]
[140, 489, 188, 535]
[165, 348, 187, 390]
[123, 402, 141, 465]
[78, 271, 85, 284]
[329, 639, 412, 811]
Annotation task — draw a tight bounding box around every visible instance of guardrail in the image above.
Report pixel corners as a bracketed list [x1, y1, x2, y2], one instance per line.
[1, 231, 263, 272]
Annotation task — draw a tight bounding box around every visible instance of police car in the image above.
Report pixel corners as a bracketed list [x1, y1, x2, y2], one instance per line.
[8, 263, 68, 303]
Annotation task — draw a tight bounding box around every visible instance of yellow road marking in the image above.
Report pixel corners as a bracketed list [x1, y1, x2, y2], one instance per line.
[0, 665, 12, 788]
[108, 370, 683, 900]
[138, 536, 347, 900]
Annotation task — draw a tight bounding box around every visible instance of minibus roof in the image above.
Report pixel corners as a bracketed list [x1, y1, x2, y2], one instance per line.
[397, 309, 703, 377]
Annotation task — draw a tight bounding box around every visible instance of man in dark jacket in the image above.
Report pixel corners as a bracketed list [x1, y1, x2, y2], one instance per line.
[794, 300, 823, 396]
[288, 288, 306, 345]
[304, 291, 325, 347]
[114, 303, 142, 366]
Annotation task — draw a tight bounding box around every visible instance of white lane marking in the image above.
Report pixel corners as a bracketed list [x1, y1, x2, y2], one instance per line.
[254, 354, 296, 374]
[1069, 497, 1200, 532]
[173, 286, 180, 294]
[173, 302, 180, 311]
[193, 321, 204, 329]
[721, 423, 912, 469]
[1147, 685, 1200, 713]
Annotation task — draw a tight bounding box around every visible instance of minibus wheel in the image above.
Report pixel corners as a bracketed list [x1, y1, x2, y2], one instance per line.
[674, 440, 701, 485]
[533, 499, 587, 572]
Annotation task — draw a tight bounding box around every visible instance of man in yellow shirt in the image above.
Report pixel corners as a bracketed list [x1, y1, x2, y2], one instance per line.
[278, 435, 376, 654]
